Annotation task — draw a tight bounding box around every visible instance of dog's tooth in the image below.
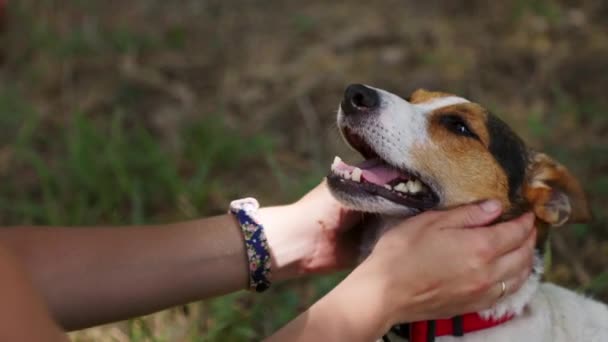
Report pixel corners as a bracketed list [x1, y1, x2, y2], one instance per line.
[331, 156, 342, 171]
[411, 180, 423, 193]
[406, 180, 420, 193]
[384, 184, 392, 190]
[344, 171, 352, 180]
[352, 167, 362, 182]
[394, 182, 408, 193]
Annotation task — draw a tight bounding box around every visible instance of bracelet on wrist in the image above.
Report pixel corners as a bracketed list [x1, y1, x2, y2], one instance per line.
[229, 197, 272, 292]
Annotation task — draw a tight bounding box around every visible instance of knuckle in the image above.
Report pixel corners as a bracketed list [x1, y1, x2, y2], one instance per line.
[466, 254, 485, 272]
[473, 238, 494, 261]
[466, 263, 481, 278]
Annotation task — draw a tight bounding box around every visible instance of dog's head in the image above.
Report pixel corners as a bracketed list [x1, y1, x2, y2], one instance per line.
[328, 84, 591, 229]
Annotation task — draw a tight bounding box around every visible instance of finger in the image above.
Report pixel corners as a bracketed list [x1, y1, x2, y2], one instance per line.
[486, 276, 519, 307]
[475, 212, 536, 256]
[509, 263, 535, 295]
[488, 229, 536, 289]
[473, 263, 532, 312]
[436, 200, 504, 229]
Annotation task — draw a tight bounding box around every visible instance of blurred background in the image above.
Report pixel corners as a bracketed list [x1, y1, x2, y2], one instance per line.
[1, 0, 607, 341]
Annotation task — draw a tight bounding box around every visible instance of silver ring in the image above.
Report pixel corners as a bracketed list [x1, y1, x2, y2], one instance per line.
[498, 281, 507, 300]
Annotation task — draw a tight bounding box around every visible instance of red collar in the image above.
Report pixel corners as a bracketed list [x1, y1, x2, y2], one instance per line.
[390, 312, 515, 342]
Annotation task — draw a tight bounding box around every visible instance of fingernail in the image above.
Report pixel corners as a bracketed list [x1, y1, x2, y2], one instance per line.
[480, 200, 501, 213]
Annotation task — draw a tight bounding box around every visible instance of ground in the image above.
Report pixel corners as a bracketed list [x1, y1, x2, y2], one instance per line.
[0, 1, 607, 341]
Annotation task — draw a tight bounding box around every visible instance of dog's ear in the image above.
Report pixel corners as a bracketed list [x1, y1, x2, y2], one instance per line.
[523, 152, 591, 227]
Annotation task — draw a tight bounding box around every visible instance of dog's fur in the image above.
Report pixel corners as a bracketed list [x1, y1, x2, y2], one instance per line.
[327, 85, 608, 341]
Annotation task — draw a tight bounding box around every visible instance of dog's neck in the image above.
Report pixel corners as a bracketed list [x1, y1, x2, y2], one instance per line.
[360, 215, 543, 320]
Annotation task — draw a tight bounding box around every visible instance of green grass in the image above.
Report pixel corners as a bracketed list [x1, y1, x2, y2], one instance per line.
[0, 87, 331, 341]
[4, 1, 608, 340]
[0, 108, 274, 227]
[1, 3, 328, 336]
[513, 0, 563, 23]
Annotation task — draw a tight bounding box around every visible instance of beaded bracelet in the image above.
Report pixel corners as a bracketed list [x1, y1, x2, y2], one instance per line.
[229, 197, 271, 292]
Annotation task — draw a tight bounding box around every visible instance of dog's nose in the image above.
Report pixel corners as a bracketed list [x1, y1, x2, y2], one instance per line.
[342, 84, 380, 115]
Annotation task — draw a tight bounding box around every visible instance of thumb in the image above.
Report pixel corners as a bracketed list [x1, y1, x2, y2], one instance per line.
[438, 200, 503, 229]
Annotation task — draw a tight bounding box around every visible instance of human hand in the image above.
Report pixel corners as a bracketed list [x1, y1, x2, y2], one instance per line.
[342, 201, 536, 336]
[260, 180, 362, 281]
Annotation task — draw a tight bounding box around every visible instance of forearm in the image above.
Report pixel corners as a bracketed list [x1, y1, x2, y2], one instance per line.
[0, 215, 249, 330]
[0, 181, 358, 331]
[266, 266, 389, 342]
[0, 246, 68, 342]
[0, 201, 332, 331]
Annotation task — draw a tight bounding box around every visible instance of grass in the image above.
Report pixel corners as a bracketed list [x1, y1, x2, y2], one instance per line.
[2, 1, 608, 341]
[0, 103, 274, 226]
[0, 87, 335, 341]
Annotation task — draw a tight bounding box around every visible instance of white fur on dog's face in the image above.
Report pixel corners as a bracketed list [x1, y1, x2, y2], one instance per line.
[336, 86, 469, 214]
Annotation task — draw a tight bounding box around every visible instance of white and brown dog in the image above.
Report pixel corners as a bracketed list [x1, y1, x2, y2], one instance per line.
[327, 84, 608, 342]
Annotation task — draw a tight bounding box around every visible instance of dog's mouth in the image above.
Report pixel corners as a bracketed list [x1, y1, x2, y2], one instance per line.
[328, 128, 439, 211]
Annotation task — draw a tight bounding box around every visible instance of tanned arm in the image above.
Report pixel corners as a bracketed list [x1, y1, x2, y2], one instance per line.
[0, 216, 249, 330]
[0, 245, 68, 342]
[0, 182, 360, 331]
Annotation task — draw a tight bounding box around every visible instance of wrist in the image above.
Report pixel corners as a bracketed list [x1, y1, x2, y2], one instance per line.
[317, 265, 392, 340]
[266, 267, 384, 342]
[354, 261, 399, 333]
[258, 204, 315, 282]
[351, 255, 422, 330]
[257, 181, 360, 282]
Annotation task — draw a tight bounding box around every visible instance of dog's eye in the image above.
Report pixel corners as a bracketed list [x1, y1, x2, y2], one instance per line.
[439, 114, 479, 140]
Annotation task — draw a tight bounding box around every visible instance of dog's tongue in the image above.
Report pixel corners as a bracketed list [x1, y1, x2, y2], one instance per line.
[332, 158, 403, 185]
[363, 165, 402, 184]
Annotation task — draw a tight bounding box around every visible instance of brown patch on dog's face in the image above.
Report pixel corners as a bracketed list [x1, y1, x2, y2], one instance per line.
[410, 101, 512, 208]
[407, 91, 590, 225]
[409, 89, 456, 104]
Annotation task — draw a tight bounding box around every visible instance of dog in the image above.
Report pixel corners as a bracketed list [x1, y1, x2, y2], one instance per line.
[327, 84, 608, 342]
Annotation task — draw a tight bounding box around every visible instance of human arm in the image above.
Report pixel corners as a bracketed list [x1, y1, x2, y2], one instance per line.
[267, 202, 536, 341]
[0, 245, 68, 342]
[0, 181, 360, 331]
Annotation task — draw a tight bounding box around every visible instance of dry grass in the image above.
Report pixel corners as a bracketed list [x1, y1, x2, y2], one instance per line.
[0, 0, 607, 340]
